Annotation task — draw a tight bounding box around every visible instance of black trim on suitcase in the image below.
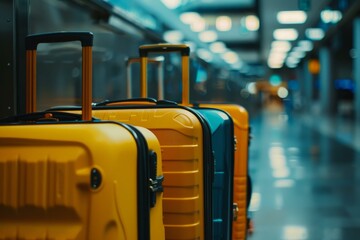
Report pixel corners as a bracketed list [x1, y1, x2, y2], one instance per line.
[124, 124, 151, 240]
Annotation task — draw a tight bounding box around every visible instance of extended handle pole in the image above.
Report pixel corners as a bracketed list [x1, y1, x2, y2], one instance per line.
[126, 57, 164, 99]
[139, 44, 190, 104]
[25, 31, 93, 121]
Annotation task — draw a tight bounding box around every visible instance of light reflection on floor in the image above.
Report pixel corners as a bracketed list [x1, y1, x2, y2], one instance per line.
[247, 108, 360, 240]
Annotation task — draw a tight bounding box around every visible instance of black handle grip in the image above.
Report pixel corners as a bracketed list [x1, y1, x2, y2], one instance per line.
[26, 31, 93, 50]
[95, 98, 157, 106]
[139, 44, 190, 57]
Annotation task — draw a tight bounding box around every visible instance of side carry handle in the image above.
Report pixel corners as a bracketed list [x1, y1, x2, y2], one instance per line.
[95, 98, 157, 106]
[139, 44, 190, 104]
[25, 31, 93, 121]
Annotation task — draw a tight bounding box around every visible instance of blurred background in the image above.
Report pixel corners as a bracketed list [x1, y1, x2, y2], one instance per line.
[1, 0, 360, 239]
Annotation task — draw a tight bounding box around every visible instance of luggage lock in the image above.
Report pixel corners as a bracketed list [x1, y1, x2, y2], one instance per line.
[149, 176, 164, 193]
[149, 151, 164, 208]
[233, 203, 239, 221]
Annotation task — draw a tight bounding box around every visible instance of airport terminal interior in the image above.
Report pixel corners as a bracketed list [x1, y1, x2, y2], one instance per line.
[1, 0, 360, 239]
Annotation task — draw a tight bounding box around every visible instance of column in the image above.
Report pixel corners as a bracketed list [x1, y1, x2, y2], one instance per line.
[302, 60, 314, 111]
[296, 63, 305, 110]
[354, 17, 360, 123]
[319, 46, 336, 115]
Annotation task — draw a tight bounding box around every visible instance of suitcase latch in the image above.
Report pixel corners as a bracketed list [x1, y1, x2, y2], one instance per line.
[149, 175, 164, 208]
[233, 203, 239, 221]
[149, 176, 164, 193]
[149, 150, 164, 208]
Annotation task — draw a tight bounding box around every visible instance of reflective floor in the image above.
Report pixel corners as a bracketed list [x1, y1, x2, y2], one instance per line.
[247, 106, 360, 240]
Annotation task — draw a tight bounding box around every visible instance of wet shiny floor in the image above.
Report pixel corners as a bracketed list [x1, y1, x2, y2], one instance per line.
[247, 108, 360, 240]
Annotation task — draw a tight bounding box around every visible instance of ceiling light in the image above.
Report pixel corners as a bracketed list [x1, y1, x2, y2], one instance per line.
[244, 15, 260, 31]
[163, 30, 184, 43]
[287, 56, 300, 64]
[268, 60, 283, 69]
[269, 51, 287, 61]
[273, 29, 298, 41]
[231, 61, 244, 70]
[305, 28, 325, 40]
[286, 61, 297, 68]
[190, 18, 206, 32]
[199, 30, 218, 43]
[298, 40, 313, 51]
[161, 0, 182, 9]
[271, 41, 292, 52]
[221, 51, 239, 64]
[321, 9, 342, 24]
[286, 57, 300, 68]
[209, 42, 227, 53]
[277, 11, 307, 24]
[197, 49, 213, 62]
[268, 54, 285, 69]
[331, 10, 342, 24]
[216, 16, 232, 31]
[180, 12, 201, 24]
[292, 46, 304, 53]
[289, 51, 305, 59]
[286, 57, 299, 68]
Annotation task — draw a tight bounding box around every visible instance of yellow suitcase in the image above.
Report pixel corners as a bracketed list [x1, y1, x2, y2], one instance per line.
[0, 32, 165, 240]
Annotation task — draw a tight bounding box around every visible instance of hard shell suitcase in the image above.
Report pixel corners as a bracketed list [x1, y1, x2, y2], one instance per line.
[197, 103, 250, 240]
[138, 44, 235, 240]
[0, 32, 165, 240]
[194, 108, 234, 240]
[51, 46, 214, 240]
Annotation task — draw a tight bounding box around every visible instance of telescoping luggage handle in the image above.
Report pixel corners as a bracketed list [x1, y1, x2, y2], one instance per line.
[25, 31, 94, 121]
[139, 44, 190, 104]
[126, 57, 165, 99]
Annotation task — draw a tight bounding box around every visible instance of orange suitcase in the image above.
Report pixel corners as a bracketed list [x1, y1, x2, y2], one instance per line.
[0, 32, 165, 240]
[138, 44, 239, 240]
[137, 44, 250, 239]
